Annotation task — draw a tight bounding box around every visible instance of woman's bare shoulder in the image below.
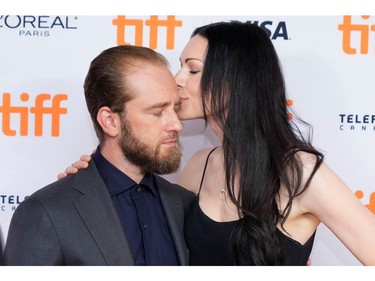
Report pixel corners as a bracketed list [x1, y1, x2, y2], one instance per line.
[177, 147, 218, 194]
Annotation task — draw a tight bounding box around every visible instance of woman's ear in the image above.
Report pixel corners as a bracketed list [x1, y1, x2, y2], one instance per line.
[97, 106, 120, 137]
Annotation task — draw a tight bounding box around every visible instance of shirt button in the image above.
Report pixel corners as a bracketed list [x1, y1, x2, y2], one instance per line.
[136, 186, 142, 193]
[143, 224, 147, 230]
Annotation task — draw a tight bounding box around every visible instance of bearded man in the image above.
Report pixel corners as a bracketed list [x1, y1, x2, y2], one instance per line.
[3, 45, 195, 265]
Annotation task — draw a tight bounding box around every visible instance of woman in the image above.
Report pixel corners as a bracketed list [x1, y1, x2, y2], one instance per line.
[60, 21, 375, 265]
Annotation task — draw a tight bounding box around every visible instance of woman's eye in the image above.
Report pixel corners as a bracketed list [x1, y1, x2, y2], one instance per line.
[189, 70, 200, 74]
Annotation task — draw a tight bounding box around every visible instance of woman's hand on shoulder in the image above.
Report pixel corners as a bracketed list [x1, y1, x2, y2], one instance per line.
[57, 154, 92, 180]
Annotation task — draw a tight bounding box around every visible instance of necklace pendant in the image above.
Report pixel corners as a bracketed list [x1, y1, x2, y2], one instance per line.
[219, 188, 227, 201]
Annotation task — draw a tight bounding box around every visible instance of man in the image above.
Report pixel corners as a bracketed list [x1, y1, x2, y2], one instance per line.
[3, 45, 195, 265]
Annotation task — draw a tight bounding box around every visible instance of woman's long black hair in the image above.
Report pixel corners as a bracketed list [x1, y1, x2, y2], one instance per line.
[192, 21, 324, 265]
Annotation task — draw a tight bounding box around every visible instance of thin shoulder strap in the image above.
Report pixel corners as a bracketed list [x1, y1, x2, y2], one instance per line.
[197, 147, 219, 196]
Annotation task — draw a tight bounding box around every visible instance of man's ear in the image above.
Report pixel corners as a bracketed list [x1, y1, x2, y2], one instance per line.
[97, 106, 120, 137]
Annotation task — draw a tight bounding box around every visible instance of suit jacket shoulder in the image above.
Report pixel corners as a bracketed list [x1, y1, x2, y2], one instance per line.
[3, 162, 133, 265]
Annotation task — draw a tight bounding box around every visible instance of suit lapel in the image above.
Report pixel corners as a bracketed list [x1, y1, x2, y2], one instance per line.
[155, 176, 189, 265]
[72, 163, 134, 265]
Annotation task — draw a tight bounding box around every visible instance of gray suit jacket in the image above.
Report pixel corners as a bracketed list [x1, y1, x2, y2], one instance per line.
[3, 162, 195, 265]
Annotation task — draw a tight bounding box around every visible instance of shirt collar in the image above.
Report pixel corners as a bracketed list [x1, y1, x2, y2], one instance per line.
[92, 146, 158, 197]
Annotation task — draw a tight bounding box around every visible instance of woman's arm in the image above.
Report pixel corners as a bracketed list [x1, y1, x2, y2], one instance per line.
[300, 158, 375, 265]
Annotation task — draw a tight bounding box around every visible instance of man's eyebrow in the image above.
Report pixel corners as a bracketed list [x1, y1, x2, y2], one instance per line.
[144, 102, 170, 110]
[145, 100, 181, 111]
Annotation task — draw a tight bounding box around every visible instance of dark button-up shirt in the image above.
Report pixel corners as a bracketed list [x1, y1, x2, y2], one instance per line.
[92, 147, 179, 265]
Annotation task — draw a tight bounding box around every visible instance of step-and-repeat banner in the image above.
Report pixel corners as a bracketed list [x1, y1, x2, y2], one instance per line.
[1, 15, 374, 265]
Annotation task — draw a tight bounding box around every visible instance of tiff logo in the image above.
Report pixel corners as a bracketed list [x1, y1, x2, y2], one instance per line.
[0, 92, 67, 136]
[355, 190, 375, 215]
[338, 15, 375, 54]
[112, 15, 182, 49]
[286, 99, 293, 120]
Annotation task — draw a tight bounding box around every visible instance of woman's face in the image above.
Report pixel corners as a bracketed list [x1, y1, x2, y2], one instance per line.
[175, 35, 208, 121]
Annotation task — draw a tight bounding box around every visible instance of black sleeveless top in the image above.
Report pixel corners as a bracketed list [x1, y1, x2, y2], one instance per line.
[184, 147, 315, 265]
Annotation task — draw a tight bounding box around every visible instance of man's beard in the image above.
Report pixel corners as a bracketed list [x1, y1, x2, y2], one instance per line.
[119, 118, 182, 175]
